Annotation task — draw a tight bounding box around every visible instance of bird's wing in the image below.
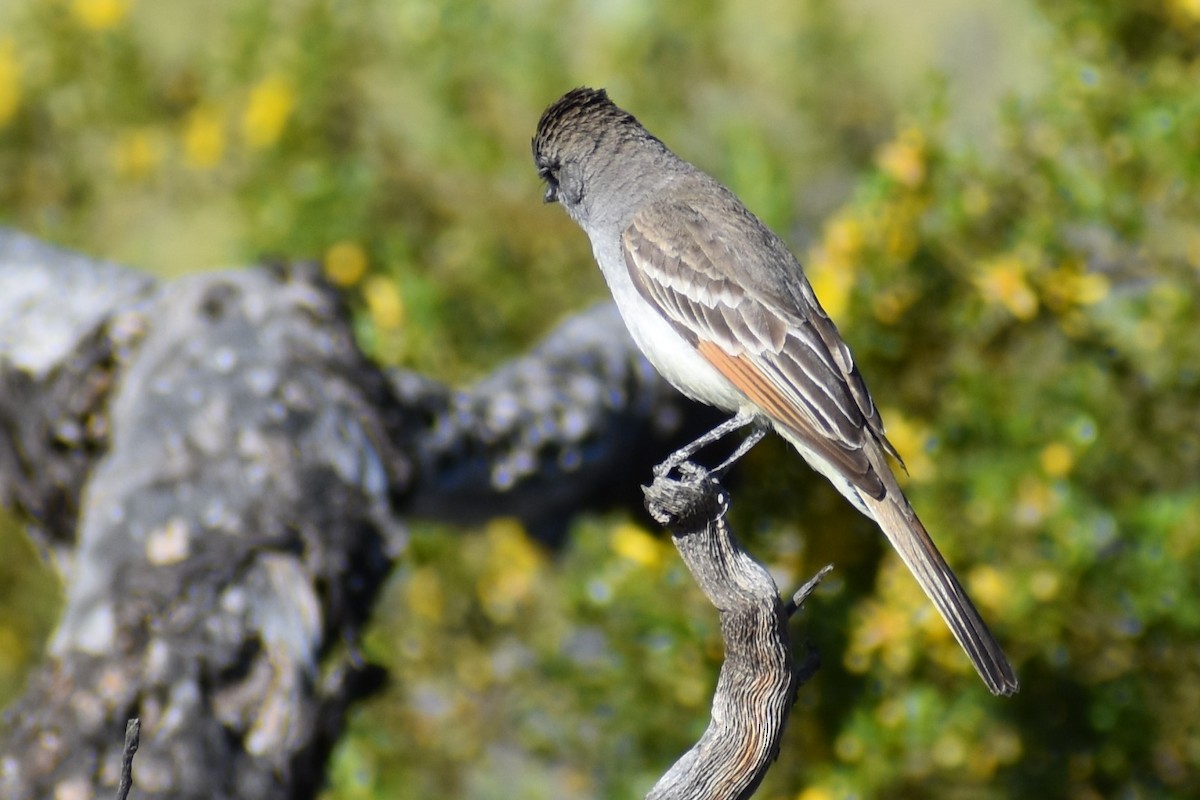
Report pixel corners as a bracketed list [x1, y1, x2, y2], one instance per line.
[622, 196, 898, 498]
[623, 195, 1019, 696]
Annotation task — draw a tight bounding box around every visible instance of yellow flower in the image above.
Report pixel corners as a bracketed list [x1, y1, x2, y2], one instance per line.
[796, 787, 836, 800]
[1014, 475, 1057, 526]
[405, 567, 444, 623]
[880, 408, 935, 482]
[70, 0, 133, 30]
[0, 38, 19, 127]
[976, 256, 1039, 320]
[878, 197, 923, 263]
[806, 212, 865, 322]
[476, 518, 544, 622]
[808, 255, 853, 322]
[182, 105, 225, 170]
[846, 595, 914, 676]
[967, 565, 1010, 614]
[1041, 260, 1110, 311]
[1040, 442, 1074, 478]
[112, 128, 163, 179]
[1168, 0, 1200, 23]
[877, 127, 927, 188]
[364, 275, 404, 330]
[610, 521, 663, 568]
[824, 213, 865, 263]
[324, 241, 368, 287]
[242, 74, 296, 149]
[1073, 273, 1109, 304]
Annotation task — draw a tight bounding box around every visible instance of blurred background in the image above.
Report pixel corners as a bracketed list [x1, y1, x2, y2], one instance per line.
[2, 0, 1199, 797]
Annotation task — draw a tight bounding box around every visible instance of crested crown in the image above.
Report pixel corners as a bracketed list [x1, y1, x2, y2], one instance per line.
[532, 87, 655, 167]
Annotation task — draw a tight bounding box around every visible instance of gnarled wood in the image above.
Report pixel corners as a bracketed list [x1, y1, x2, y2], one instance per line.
[643, 466, 826, 800]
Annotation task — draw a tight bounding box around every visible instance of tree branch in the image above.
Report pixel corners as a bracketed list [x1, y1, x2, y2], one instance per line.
[0, 228, 716, 798]
[115, 719, 140, 800]
[643, 465, 827, 800]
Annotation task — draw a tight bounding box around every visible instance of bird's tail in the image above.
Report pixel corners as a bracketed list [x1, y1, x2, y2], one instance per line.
[857, 480, 1019, 696]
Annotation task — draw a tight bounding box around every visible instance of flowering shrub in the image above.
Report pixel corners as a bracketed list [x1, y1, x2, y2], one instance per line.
[2, 1, 1199, 798]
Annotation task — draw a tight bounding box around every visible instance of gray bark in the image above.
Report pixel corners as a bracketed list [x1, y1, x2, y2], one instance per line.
[0, 228, 810, 799]
[643, 467, 824, 800]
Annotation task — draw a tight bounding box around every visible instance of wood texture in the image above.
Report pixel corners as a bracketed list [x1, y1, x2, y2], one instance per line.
[643, 465, 824, 800]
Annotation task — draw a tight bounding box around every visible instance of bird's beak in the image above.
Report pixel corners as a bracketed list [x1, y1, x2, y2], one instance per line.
[543, 185, 558, 204]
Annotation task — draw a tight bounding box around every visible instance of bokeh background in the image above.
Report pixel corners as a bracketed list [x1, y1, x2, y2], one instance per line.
[2, 0, 1200, 797]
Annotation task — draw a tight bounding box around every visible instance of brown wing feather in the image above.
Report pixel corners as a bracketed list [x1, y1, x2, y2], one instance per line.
[622, 194, 892, 495]
[696, 341, 884, 497]
[622, 189, 1017, 695]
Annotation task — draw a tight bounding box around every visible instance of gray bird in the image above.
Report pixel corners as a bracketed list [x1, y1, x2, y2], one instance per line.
[533, 86, 1018, 696]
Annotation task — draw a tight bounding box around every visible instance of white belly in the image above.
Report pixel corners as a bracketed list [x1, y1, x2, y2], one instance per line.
[591, 235, 747, 413]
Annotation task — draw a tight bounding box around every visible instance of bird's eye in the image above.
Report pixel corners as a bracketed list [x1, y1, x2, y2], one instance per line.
[537, 165, 560, 204]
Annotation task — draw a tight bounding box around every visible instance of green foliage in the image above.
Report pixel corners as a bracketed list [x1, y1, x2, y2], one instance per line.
[0, 0, 888, 380]
[3, 0, 1200, 798]
[332, 518, 722, 799]
[0, 515, 60, 703]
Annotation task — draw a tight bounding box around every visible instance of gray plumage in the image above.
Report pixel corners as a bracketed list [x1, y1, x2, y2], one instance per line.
[534, 87, 1018, 696]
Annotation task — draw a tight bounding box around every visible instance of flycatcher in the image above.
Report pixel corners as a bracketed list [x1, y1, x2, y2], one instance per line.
[533, 87, 1018, 696]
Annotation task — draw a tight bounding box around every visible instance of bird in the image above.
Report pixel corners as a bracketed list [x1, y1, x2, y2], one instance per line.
[532, 86, 1018, 696]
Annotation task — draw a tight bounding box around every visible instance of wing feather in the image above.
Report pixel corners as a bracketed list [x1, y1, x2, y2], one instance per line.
[620, 190, 1018, 693]
[622, 195, 897, 496]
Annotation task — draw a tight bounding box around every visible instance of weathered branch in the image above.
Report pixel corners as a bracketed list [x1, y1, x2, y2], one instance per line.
[397, 301, 725, 544]
[0, 228, 715, 798]
[1, 247, 408, 799]
[0, 232, 154, 565]
[115, 719, 140, 800]
[643, 465, 826, 800]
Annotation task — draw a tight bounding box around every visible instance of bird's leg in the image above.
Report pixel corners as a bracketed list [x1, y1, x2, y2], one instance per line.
[711, 425, 766, 477]
[654, 410, 761, 478]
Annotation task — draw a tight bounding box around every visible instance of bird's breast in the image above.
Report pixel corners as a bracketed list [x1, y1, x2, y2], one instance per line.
[590, 233, 746, 413]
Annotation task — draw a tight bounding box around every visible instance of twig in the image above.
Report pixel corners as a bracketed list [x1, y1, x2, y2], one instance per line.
[115, 718, 140, 800]
[642, 463, 829, 800]
[785, 564, 834, 618]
